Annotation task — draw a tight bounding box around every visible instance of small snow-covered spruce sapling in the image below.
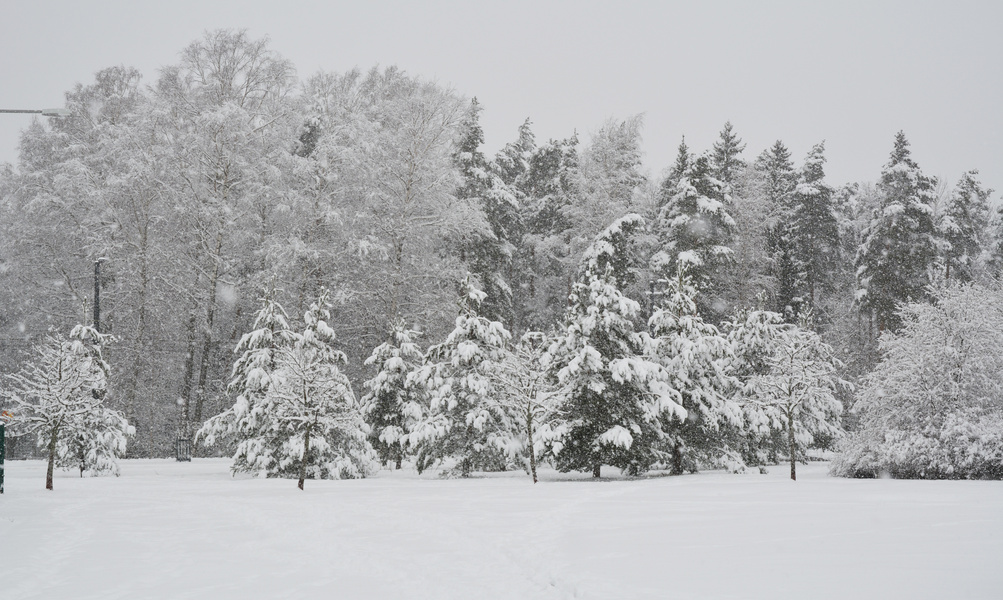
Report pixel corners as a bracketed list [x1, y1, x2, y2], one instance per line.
[269, 291, 375, 489]
[407, 277, 517, 477]
[199, 290, 375, 488]
[4, 325, 131, 490]
[485, 331, 563, 483]
[360, 319, 425, 469]
[549, 215, 685, 477]
[197, 289, 297, 474]
[745, 313, 848, 480]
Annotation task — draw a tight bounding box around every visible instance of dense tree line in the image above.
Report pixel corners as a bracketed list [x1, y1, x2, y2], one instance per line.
[2, 30, 1001, 480]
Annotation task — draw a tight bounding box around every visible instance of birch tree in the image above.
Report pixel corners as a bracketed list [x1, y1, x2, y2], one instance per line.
[4, 326, 130, 489]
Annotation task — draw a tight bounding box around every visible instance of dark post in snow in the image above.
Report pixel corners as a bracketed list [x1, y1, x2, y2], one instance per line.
[1, 421, 5, 494]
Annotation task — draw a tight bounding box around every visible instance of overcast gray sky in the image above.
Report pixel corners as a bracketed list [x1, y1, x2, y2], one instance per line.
[2, 0, 1001, 196]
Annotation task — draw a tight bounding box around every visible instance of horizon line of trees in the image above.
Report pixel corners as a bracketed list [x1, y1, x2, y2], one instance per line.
[2, 30, 1001, 479]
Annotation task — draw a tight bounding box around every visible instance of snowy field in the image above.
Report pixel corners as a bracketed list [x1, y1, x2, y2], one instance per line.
[1, 459, 1001, 600]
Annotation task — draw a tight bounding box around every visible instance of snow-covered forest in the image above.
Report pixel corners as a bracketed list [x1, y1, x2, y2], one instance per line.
[2, 29, 1002, 482]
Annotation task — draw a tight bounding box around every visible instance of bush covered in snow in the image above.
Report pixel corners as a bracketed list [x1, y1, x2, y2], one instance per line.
[832, 282, 1003, 479]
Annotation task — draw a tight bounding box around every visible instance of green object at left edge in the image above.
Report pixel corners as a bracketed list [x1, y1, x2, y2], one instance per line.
[1, 422, 5, 494]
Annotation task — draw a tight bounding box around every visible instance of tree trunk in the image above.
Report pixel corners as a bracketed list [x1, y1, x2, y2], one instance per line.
[124, 225, 150, 437]
[526, 412, 538, 484]
[788, 411, 797, 481]
[179, 306, 200, 438]
[592, 463, 601, 478]
[671, 443, 684, 475]
[46, 426, 59, 490]
[194, 229, 225, 427]
[298, 425, 312, 491]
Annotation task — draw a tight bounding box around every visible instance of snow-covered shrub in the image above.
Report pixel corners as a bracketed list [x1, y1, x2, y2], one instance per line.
[832, 282, 1003, 479]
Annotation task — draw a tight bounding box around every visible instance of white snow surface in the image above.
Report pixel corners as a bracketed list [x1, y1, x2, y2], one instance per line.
[1, 459, 1001, 599]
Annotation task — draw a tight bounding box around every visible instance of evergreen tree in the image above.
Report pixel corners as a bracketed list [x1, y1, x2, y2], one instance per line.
[360, 320, 425, 469]
[757, 141, 797, 205]
[494, 118, 536, 187]
[515, 133, 580, 331]
[198, 291, 297, 474]
[757, 140, 799, 319]
[723, 307, 788, 465]
[658, 137, 692, 210]
[200, 291, 374, 487]
[652, 153, 735, 320]
[549, 215, 684, 477]
[269, 291, 374, 489]
[941, 170, 993, 282]
[456, 99, 520, 324]
[4, 325, 130, 489]
[789, 142, 841, 319]
[407, 278, 515, 476]
[855, 132, 939, 332]
[710, 121, 746, 188]
[647, 265, 737, 473]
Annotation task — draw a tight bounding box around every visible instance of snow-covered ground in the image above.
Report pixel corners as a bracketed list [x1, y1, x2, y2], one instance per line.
[1, 460, 1000, 599]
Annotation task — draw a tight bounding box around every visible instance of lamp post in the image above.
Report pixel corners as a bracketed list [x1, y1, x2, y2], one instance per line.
[0, 108, 71, 117]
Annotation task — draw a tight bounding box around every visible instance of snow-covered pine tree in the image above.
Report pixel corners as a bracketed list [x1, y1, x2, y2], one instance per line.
[757, 140, 800, 319]
[658, 137, 692, 211]
[486, 331, 562, 483]
[4, 325, 130, 489]
[561, 117, 647, 292]
[516, 132, 580, 332]
[855, 132, 939, 332]
[789, 142, 841, 319]
[360, 319, 425, 469]
[832, 282, 1003, 479]
[990, 205, 1003, 278]
[269, 291, 375, 489]
[746, 313, 847, 480]
[710, 122, 746, 188]
[941, 170, 993, 282]
[647, 265, 737, 473]
[549, 214, 684, 477]
[197, 291, 297, 474]
[723, 306, 788, 465]
[407, 277, 515, 477]
[456, 99, 520, 324]
[652, 153, 735, 321]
